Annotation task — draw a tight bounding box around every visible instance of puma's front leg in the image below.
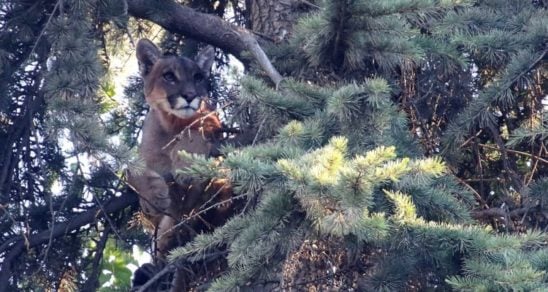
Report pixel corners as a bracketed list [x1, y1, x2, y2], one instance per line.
[128, 169, 171, 217]
[156, 215, 177, 256]
[156, 214, 197, 256]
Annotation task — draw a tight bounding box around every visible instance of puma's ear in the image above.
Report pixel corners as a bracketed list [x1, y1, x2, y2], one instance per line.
[136, 39, 161, 77]
[195, 46, 215, 77]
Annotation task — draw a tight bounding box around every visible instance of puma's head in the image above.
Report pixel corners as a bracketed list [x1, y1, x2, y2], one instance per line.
[136, 39, 215, 120]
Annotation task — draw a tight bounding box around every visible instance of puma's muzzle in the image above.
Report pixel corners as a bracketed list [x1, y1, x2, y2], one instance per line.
[170, 96, 203, 118]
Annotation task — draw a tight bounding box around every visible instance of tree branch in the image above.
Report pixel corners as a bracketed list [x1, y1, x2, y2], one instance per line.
[136, 263, 176, 292]
[0, 192, 138, 291]
[470, 202, 541, 231]
[135, 250, 227, 292]
[126, 0, 282, 87]
[82, 226, 111, 292]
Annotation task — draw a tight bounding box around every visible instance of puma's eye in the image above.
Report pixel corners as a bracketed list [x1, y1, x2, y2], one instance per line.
[193, 73, 204, 82]
[163, 72, 176, 82]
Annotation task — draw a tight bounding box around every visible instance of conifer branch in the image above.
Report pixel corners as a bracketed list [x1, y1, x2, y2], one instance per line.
[16, 0, 60, 73]
[0, 192, 137, 291]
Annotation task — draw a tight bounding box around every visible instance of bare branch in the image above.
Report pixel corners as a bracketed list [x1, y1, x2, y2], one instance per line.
[136, 263, 176, 292]
[157, 193, 247, 241]
[82, 226, 111, 292]
[470, 202, 542, 231]
[135, 250, 227, 292]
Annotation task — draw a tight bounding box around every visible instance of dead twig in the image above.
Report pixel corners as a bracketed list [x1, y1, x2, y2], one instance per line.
[453, 175, 489, 209]
[156, 193, 246, 241]
[478, 143, 548, 165]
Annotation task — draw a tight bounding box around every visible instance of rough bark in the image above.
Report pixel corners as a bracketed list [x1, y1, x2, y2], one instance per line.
[249, 0, 297, 41]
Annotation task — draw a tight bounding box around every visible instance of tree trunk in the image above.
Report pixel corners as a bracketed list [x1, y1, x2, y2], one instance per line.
[248, 0, 297, 42]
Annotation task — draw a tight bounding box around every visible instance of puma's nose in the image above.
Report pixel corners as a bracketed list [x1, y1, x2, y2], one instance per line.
[181, 91, 197, 102]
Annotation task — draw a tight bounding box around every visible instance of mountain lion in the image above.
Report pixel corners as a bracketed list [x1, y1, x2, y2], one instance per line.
[128, 39, 231, 258]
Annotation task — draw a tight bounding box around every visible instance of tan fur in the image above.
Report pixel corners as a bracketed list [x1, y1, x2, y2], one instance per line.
[127, 39, 232, 260]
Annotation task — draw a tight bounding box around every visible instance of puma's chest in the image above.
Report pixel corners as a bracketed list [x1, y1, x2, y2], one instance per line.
[140, 110, 213, 176]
